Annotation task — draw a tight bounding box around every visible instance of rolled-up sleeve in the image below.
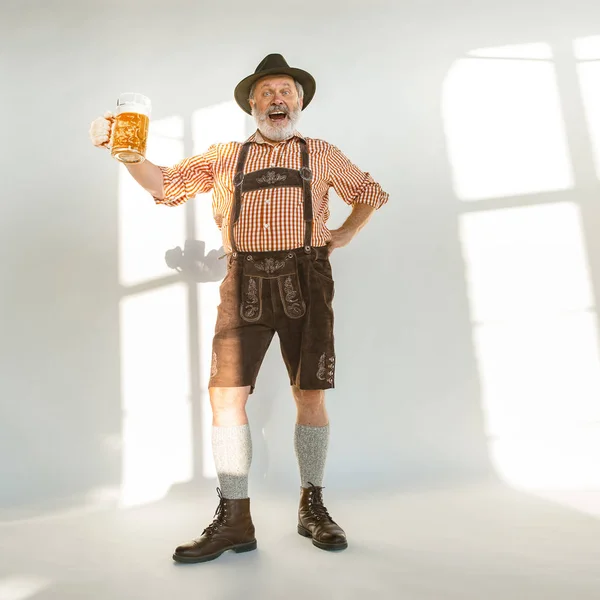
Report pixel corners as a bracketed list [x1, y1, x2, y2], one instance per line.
[154, 144, 218, 206]
[327, 144, 389, 209]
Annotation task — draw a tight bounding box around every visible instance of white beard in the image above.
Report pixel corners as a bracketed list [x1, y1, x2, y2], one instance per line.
[252, 101, 302, 141]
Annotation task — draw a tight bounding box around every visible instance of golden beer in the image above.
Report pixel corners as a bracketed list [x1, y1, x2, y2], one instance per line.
[110, 93, 151, 164]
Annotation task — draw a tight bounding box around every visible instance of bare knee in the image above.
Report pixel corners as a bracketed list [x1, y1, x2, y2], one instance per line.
[292, 386, 325, 407]
[210, 386, 250, 426]
[292, 386, 328, 426]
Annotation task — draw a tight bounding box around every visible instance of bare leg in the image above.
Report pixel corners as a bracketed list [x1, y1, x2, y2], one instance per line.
[210, 385, 251, 426]
[292, 387, 328, 427]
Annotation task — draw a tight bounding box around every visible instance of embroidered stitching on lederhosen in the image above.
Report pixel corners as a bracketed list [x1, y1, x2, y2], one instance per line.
[256, 171, 288, 185]
[278, 274, 306, 319]
[253, 257, 286, 275]
[240, 253, 306, 320]
[211, 351, 218, 377]
[317, 353, 335, 384]
[240, 276, 262, 322]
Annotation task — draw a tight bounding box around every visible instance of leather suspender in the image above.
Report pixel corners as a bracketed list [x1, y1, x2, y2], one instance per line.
[229, 139, 313, 254]
[229, 142, 252, 254]
[298, 139, 313, 251]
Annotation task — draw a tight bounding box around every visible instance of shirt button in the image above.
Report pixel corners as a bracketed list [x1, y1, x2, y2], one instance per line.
[265, 199, 270, 204]
[264, 223, 270, 229]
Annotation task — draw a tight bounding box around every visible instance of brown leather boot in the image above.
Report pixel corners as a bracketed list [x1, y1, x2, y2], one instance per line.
[173, 488, 257, 563]
[297, 483, 348, 551]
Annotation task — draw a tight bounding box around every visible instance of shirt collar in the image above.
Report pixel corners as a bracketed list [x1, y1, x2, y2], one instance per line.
[245, 129, 306, 145]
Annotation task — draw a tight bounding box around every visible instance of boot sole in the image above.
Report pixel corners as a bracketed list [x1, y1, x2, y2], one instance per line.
[172, 539, 257, 564]
[297, 524, 348, 551]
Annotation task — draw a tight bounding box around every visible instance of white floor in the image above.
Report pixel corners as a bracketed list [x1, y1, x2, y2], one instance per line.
[1, 482, 600, 600]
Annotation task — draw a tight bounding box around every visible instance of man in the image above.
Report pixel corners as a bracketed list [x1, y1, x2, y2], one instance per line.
[89, 54, 388, 563]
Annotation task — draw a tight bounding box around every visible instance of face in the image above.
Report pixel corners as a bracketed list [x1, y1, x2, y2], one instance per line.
[249, 75, 303, 142]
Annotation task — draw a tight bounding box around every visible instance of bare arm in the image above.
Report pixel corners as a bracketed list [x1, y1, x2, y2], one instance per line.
[328, 203, 376, 255]
[339, 202, 375, 236]
[124, 159, 164, 200]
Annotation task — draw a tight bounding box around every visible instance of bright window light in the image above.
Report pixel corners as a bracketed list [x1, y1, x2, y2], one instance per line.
[573, 35, 600, 60]
[460, 203, 593, 322]
[118, 115, 192, 507]
[443, 54, 573, 200]
[118, 116, 186, 287]
[120, 284, 192, 507]
[459, 203, 600, 490]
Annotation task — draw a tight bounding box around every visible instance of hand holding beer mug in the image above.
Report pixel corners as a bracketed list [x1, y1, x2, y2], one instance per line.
[89, 93, 151, 164]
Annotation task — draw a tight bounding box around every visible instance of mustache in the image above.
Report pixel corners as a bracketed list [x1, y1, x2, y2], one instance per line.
[265, 105, 290, 116]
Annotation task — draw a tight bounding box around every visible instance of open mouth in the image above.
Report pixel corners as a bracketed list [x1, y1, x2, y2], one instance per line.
[268, 111, 288, 123]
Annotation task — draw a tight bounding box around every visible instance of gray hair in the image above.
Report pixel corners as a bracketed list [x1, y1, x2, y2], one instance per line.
[248, 79, 304, 103]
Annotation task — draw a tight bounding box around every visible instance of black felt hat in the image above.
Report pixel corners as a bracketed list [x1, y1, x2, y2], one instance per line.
[234, 54, 316, 115]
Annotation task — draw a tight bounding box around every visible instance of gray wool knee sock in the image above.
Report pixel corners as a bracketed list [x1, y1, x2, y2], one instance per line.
[294, 424, 330, 488]
[212, 424, 252, 499]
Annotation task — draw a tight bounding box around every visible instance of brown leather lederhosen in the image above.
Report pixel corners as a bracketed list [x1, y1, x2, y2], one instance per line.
[208, 139, 336, 393]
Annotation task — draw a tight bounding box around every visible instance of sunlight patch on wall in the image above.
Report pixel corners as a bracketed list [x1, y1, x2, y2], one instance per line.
[192, 101, 247, 479]
[474, 312, 600, 436]
[460, 203, 600, 490]
[192, 100, 248, 155]
[461, 203, 593, 322]
[119, 284, 192, 507]
[573, 35, 600, 60]
[491, 424, 600, 490]
[118, 115, 193, 507]
[443, 50, 573, 201]
[118, 116, 186, 286]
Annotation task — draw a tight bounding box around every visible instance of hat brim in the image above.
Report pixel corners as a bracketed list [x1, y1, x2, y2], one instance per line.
[234, 67, 316, 115]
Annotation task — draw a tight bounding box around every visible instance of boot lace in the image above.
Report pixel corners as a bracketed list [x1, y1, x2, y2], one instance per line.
[307, 482, 334, 522]
[198, 488, 228, 538]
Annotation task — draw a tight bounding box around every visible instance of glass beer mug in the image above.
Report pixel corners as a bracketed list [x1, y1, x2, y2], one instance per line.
[110, 93, 151, 164]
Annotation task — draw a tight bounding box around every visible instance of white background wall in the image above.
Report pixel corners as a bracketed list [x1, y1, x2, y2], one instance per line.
[2, 0, 600, 514]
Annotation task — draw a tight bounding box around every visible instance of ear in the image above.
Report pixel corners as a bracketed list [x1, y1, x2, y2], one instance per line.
[249, 98, 256, 110]
[299, 96, 304, 110]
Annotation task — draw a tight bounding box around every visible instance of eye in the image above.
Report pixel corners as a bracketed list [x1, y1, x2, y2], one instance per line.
[263, 91, 272, 97]
[282, 90, 290, 95]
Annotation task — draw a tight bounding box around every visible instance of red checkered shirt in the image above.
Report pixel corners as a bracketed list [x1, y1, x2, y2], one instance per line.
[154, 130, 388, 252]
